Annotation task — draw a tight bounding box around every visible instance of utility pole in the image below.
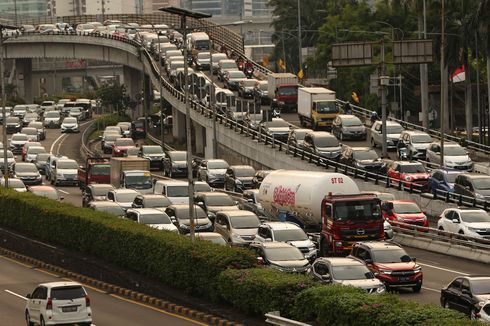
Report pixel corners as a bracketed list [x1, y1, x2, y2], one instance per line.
[297, 0, 302, 76]
[440, 0, 445, 167]
[380, 38, 388, 158]
[419, 0, 429, 130]
[209, 41, 218, 158]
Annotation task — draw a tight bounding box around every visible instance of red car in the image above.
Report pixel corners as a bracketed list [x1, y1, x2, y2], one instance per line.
[386, 161, 429, 191]
[112, 137, 135, 157]
[349, 241, 423, 292]
[381, 200, 429, 228]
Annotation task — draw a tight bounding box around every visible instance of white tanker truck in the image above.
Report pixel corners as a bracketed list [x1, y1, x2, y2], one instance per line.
[258, 170, 384, 256]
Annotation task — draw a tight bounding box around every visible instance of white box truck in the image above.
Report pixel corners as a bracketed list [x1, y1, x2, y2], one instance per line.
[267, 73, 299, 112]
[110, 157, 152, 194]
[297, 87, 339, 130]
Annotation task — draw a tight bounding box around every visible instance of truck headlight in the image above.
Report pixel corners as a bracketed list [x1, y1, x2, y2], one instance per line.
[378, 269, 392, 275]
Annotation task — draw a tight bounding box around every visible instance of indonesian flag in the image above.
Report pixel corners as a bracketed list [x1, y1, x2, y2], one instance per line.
[450, 65, 465, 83]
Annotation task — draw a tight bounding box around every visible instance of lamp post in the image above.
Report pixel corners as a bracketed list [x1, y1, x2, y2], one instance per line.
[1, 24, 17, 187]
[297, 0, 302, 77]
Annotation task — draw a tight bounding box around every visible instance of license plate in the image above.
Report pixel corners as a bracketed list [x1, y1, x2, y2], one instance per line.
[62, 306, 78, 312]
[398, 277, 410, 282]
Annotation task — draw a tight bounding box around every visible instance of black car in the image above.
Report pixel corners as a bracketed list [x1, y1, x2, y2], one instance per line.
[163, 151, 188, 178]
[253, 81, 270, 105]
[259, 118, 291, 143]
[224, 165, 256, 193]
[5, 117, 22, 134]
[131, 120, 146, 140]
[302, 131, 341, 160]
[139, 145, 166, 170]
[252, 170, 272, 189]
[338, 146, 386, 174]
[164, 204, 213, 234]
[238, 79, 257, 99]
[440, 276, 490, 319]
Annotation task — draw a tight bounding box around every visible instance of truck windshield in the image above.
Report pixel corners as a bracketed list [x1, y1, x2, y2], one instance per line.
[91, 164, 110, 176]
[126, 175, 152, 189]
[167, 186, 188, 197]
[331, 265, 374, 280]
[333, 201, 381, 221]
[278, 87, 297, 96]
[315, 101, 338, 114]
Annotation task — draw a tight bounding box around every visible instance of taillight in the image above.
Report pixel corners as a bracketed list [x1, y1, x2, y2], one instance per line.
[85, 295, 90, 307]
[136, 128, 144, 132]
[46, 298, 52, 310]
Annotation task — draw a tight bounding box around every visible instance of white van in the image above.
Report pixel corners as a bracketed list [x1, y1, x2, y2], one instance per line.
[188, 32, 210, 52]
[153, 180, 189, 204]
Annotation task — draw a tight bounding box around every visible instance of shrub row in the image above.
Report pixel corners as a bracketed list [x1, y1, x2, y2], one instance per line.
[0, 188, 255, 299]
[0, 188, 474, 325]
[95, 113, 131, 130]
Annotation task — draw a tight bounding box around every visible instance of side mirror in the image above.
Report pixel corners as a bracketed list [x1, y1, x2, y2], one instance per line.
[452, 218, 460, 224]
[321, 274, 332, 282]
[196, 201, 204, 206]
[412, 257, 417, 262]
[462, 289, 471, 296]
[247, 198, 254, 203]
[365, 258, 373, 264]
[26, 293, 31, 299]
[325, 206, 332, 217]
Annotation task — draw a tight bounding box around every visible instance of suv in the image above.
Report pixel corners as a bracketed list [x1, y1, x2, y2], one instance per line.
[440, 276, 490, 319]
[309, 257, 385, 294]
[43, 111, 61, 128]
[331, 115, 366, 140]
[426, 142, 473, 171]
[437, 207, 490, 239]
[51, 159, 79, 186]
[81, 183, 114, 207]
[214, 210, 261, 246]
[194, 191, 240, 222]
[454, 174, 490, 201]
[338, 146, 385, 174]
[381, 200, 428, 228]
[287, 128, 312, 149]
[386, 161, 429, 191]
[131, 120, 146, 140]
[125, 208, 178, 232]
[197, 159, 229, 187]
[224, 165, 256, 193]
[253, 222, 317, 261]
[397, 130, 433, 160]
[302, 131, 341, 159]
[250, 241, 311, 273]
[139, 145, 166, 170]
[370, 120, 404, 149]
[427, 169, 463, 195]
[163, 151, 188, 178]
[45, 155, 68, 182]
[349, 241, 422, 292]
[25, 281, 92, 326]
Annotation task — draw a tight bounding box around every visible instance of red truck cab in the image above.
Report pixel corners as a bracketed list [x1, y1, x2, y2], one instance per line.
[78, 157, 111, 189]
[319, 193, 384, 256]
[381, 200, 429, 228]
[273, 85, 299, 113]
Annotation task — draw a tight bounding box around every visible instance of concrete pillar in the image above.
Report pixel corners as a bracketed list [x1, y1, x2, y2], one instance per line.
[204, 125, 214, 159]
[123, 65, 143, 118]
[172, 108, 186, 141]
[16, 59, 33, 102]
[195, 124, 205, 156]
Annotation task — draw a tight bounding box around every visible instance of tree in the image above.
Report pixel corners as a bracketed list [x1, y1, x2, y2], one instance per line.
[478, 0, 490, 141]
[96, 83, 130, 115]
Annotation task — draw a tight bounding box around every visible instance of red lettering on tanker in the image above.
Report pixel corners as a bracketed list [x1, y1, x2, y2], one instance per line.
[273, 186, 296, 205]
[331, 177, 344, 184]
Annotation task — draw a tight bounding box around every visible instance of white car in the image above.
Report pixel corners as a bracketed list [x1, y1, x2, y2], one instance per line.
[61, 117, 80, 133]
[426, 142, 473, 171]
[25, 281, 92, 326]
[480, 300, 490, 322]
[107, 189, 139, 210]
[25, 146, 47, 163]
[370, 120, 404, 149]
[437, 207, 490, 239]
[52, 159, 79, 186]
[1, 178, 26, 192]
[43, 111, 61, 128]
[125, 208, 179, 232]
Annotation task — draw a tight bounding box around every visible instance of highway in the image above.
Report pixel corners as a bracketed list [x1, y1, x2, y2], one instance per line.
[0, 254, 203, 326]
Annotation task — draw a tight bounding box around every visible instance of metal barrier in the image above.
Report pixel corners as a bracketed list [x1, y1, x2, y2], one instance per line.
[265, 312, 311, 326]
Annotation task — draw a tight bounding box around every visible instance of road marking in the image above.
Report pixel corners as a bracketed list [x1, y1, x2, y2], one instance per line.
[55, 132, 69, 155]
[57, 189, 70, 195]
[50, 133, 66, 154]
[4, 289, 27, 301]
[109, 294, 208, 326]
[418, 262, 470, 276]
[0, 255, 33, 268]
[422, 286, 441, 293]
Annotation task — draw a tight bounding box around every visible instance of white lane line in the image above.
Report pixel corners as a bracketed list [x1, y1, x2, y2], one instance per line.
[418, 262, 470, 276]
[55, 133, 69, 155]
[50, 133, 66, 154]
[57, 189, 70, 195]
[4, 289, 27, 301]
[422, 286, 441, 293]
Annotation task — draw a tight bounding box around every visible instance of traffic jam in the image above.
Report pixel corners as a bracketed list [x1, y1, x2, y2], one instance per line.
[2, 20, 490, 323]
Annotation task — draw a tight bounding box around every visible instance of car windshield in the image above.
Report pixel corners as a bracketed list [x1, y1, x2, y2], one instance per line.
[242, 80, 256, 87]
[265, 247, 304, 261]
[51, 286, 85, 300]
[411, 134, 433, 143]
[57, 161, 78, 169]
[333, 201, 381, 221]
[23, 129, 37, 135]
[171, 62, 185, 69]
[126, 175, 152, 189]
[145, 197, 171, 208]
[229, 71, 246, 79]
[170, 152, 186, 161]
[96, 205, 125, 216]
[45, 112, 60, 118]
[316, 101, 339, 114]
[91, 164, 110, 176]
[212, 54, 227, 62]
[221, 62, 237, 69]
[314, 136, 339, 148]
[399, 164, 425, 173]
[208, 161, 229, 169]
[167, 186, 188, 197]
[115, 192, 138, 202]
[266, 120, 289, 128]
[205, 195, 234, 206]
[373, 248, 412, 263]
[393, 202, 421, 214]
[28, 147, 46, 154]
[353, 150, 378, 160]
[472, 178, 490, 190]
[198, 235, 227, 245]
[343, 118, 362, 126]
[198, 52, 210, 59]
[6, 118, 19, 123]
[15, 164, 37, 173]
[386, 126, 404, 134]
[144, 146, 164, 154]
[229, 215, 260, 229]
[293, 130, 308, 141]
[105, 134, 119, 141]
[277, 86, 297, 96]
[331, 265, 374, 280]
[0, 151, 14, 158]
[35, 153, 50, 162]
[471, 279, 490, 295]
[140, 213, 171, 224]
[461, 211, 490, 223]
[444, 146, 466, 156]
[63, 118, 77, 124]
[12, 134, 28, 141]
[259, 83, 268, 90]
[274, 228, 308, 241]
[115, 138, 134, 146]
[235, 168, 255, 177]
[92, 186, 113, 196]
[33, 189, 58, 199]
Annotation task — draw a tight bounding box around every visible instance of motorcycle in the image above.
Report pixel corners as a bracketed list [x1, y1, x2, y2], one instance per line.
[244, 67, 254, 78]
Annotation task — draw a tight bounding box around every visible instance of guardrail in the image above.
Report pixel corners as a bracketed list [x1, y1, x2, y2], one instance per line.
[265, 312, 311, 326]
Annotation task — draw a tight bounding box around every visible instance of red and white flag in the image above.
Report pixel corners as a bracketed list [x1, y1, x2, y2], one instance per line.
[450, 65, 465, 83]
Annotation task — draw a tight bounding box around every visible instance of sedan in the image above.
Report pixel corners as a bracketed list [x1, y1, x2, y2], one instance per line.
[61, 117, 79, 133]
[251, 242, 311, 273]
[441, 276, 490, 319]
[12, 162, 42, 185]
[223, 70, 247, 91]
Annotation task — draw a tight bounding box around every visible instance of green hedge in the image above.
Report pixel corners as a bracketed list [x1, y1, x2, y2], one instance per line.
[95, 114, 131, 130]
[218, 268, 316, 315]
[0, 189, 255, 299]
[291, 286, 473, 326]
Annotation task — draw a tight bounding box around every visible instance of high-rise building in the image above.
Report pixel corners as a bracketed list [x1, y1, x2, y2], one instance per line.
[180, 0, 271, 17]
[143, 0, 180, 14]
[0, 0, 48, 17]
[51, 0, 141, 16]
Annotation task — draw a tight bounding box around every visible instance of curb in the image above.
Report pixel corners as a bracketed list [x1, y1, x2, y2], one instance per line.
[0, 247, 242, 326]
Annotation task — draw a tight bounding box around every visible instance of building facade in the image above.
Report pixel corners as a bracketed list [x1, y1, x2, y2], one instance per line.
[0, 0, 48, 17]
[180, 0, 271, 17]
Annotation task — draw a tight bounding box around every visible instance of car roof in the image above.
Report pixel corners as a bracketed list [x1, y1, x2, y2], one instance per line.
[315, 257, 364, 266]
[29, 185, 56, 191]
[91, 201, 121, 207]
[393, 161, 423, 165]
[260, 221, 301, 230]
[356, 241, 402, 250]
[386, 200, 418, 205]
[112, 189, 139, 194]
[338, 114, 359, 119]
[230, 165, 254, 170]
[219, 210, 257, 217]
[449, 207, 487, 213]
[307, 131, 335, 138]
[128, 208, 164, 215]
[258, 241, 296, 249]
[401, 130, 429, 136]
[39, 281, 83, 288]
[138, 194, 167, 199]
[350, 147, 372, 151]
[89, 183, 113, 189]
[463, 173, 490, 180]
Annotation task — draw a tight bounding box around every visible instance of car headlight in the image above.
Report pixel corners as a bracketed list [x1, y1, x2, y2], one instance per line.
[475, 193, 485, 199]
[207, 212, 215, 218]
[232, 233, 242, 240]
[180, 224, 190, 229]
[277, 101, 285, 105]
[387, 140, 394, 145]
[308, 244, 316, 251]
[376, 285, 386, 294]
[414, 266, 422, 273]
[378, 269, 392, 275]
[404, 176, 412, 181]
[397, 216, 404, 221]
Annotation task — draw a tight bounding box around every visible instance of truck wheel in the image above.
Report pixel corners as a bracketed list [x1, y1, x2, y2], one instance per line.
[412, 284, 422, 293]
[319, 238, 330, 257]
[312, 121, 318, 130]
[299, 117, 305, 127]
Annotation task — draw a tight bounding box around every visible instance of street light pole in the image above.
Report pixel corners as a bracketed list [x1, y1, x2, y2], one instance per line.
[297, 0, 302, 76]
[209, 41, 218, 158]
[440, 0, 445, 166]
